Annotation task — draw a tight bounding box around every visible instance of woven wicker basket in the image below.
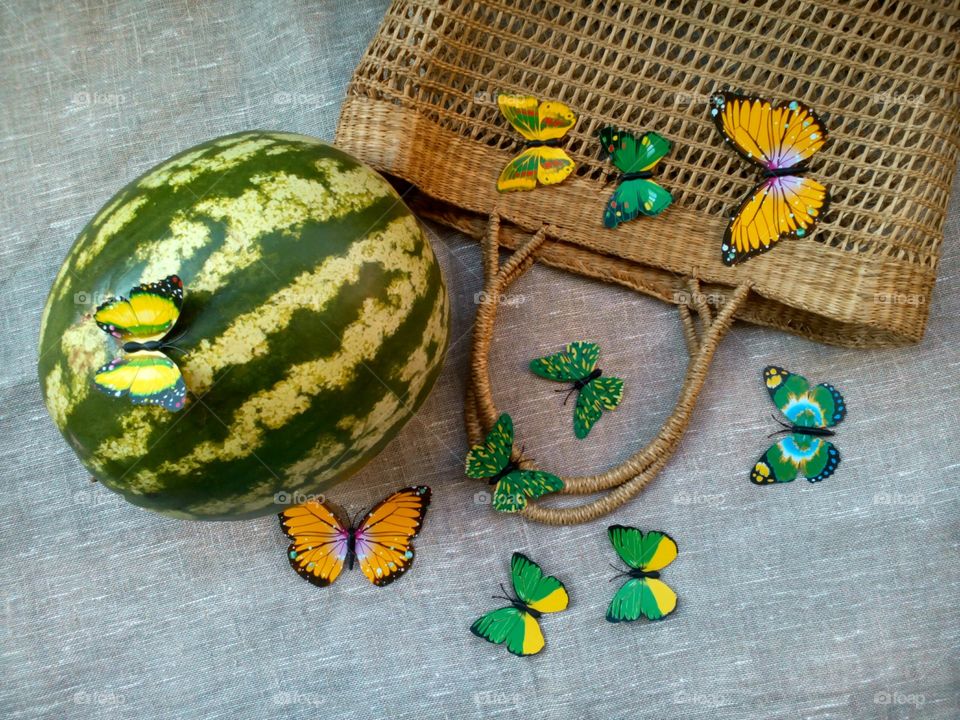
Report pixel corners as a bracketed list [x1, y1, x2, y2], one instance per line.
[335, 0, 960, 523]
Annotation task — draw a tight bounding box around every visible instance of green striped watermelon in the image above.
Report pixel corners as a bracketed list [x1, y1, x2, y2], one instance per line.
[38, 131, 450, 520]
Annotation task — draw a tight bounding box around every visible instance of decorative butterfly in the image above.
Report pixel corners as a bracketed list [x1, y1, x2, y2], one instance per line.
[530, 341, 623, 439]
[92, 274, 187, 411]
[464, 414, 563, 512]
[710, 91, 830, 266]
[471, 552, 569, 656]
[496, 94, 576, 192]
[752, 366, 846, 485]
[606, 525, 678, 623]
[598, 127, 673, 227]
[279, 486, 431, 587]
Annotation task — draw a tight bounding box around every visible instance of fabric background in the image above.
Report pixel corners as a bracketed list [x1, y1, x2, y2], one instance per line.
[1, 2, 957, 719]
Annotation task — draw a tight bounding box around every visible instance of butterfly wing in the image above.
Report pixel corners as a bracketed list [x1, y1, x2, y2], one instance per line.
[710, 92, 828, 171]
[606, 577, 678, 622]
[470, 606, 545, 656]
[598, 127, 671, 173]
[764, 366, 846, 429]
[279, 498, 351, 587]
[497, 147, 575, 192]
[720, 174, 829, 265]
[751, 434, 840, 484]
[511, 552, 569, 613]
[493, 470, 563, 513]
[604, 178, 673, 228]
[465, 413, 514, 479]
[535, 100, 577, 141]
[354, 486, 431, 586]
[608, 525, 678, 571]
[95, 275, 184, 342]
[530, 341, 600, 382]
[93, 352, 186, 411]
[573, 376, 623, 439]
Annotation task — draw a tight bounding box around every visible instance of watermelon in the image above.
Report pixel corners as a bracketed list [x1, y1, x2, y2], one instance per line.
[38, 131, 450, 520]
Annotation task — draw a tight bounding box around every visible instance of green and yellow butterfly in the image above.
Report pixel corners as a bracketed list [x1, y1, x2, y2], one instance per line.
[496, 94, 576, 192]
[606, 525, 678, 623]
[751, 366, 845, 484]
[530, 341, 623, 439]
[92, 274, 187, 412]
[471, 552, 569, 656]
[598, 127, 673, 227]
[465, 413, 563, 512]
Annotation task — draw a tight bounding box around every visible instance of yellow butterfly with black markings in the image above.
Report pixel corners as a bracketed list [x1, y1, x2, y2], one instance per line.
[496, 94, 576, 192]
[92, 274, 187, 412]
[710, 91, 830, 266]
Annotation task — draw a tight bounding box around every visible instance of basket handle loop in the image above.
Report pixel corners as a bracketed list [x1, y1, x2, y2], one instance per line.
[464, 214, 751, 525]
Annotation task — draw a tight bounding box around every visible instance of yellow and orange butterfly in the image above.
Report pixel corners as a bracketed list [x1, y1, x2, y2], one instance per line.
[93, 275, 187, 411]
[496, 94, 576, 192]
[710, 92, 830, 266]
[279, 486, 431, 587]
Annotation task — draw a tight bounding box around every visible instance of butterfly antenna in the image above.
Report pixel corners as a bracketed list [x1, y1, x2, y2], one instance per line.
[608, 562, 629, 581]
[161, 343, 188, 356]
[562, 386, 578, 406]
[766, 414, 793, 438]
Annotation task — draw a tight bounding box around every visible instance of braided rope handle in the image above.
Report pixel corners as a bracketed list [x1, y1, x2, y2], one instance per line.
[464, 214, 752, 525]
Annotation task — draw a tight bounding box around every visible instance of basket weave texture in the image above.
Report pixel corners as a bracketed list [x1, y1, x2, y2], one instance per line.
[336, 0, 960, 347]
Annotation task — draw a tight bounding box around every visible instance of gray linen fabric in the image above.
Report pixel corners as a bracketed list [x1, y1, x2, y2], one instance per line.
[1, 2, 958, 719]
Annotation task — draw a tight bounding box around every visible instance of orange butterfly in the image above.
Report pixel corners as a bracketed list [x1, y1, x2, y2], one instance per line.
[710, 91, 830, 265]
[279, 486, 430, 587]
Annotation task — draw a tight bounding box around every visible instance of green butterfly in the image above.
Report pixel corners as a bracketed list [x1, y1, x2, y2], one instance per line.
[530, 341, 624, 439]
[465, 413, 563, 512]
[598, 126, 673, 228]
[606, 525, 678, 623]
[751, 366, 846, 485]
[471, 553, 569, 656]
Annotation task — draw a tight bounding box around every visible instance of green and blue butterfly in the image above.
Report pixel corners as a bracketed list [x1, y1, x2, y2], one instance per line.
[752, 366, 846, 485]
[598, 126, 673, 228]
[606, 525, 678, 623]
[471, 553, 569, 656]
[530, 341, 623, 439]
[465, 413, 563, 512]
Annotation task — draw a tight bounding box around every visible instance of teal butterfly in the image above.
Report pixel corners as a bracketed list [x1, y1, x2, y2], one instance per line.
[598, 127, 673, 228]
[606, 525, 679, 622]
[751, 366, 846, 485]
[530, 341, 623, 439]
[464, 414, 563, 512]
[471, 553, 569, 656]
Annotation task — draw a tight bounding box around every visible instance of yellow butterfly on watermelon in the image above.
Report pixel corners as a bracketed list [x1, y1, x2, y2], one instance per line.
[496, 94, 576, 192]
[279, 486, 431, 587]
[92, 274, 187, 412]
[710, 91, 830, 266]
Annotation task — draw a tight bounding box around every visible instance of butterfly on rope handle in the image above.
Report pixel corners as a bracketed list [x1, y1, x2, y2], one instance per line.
[279, 486, 431, 587]
[710, 91, 831, 266]
[471, 553, 569, 656]
[530, 341, 624, 439]
[496, 94, 577, 192]
[606, 525, 679, 623]
[92, 274, 187, 411]
[598, 127, 673, 227]
[752, 366, 846, 485]
[464, 414, 563, 513]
